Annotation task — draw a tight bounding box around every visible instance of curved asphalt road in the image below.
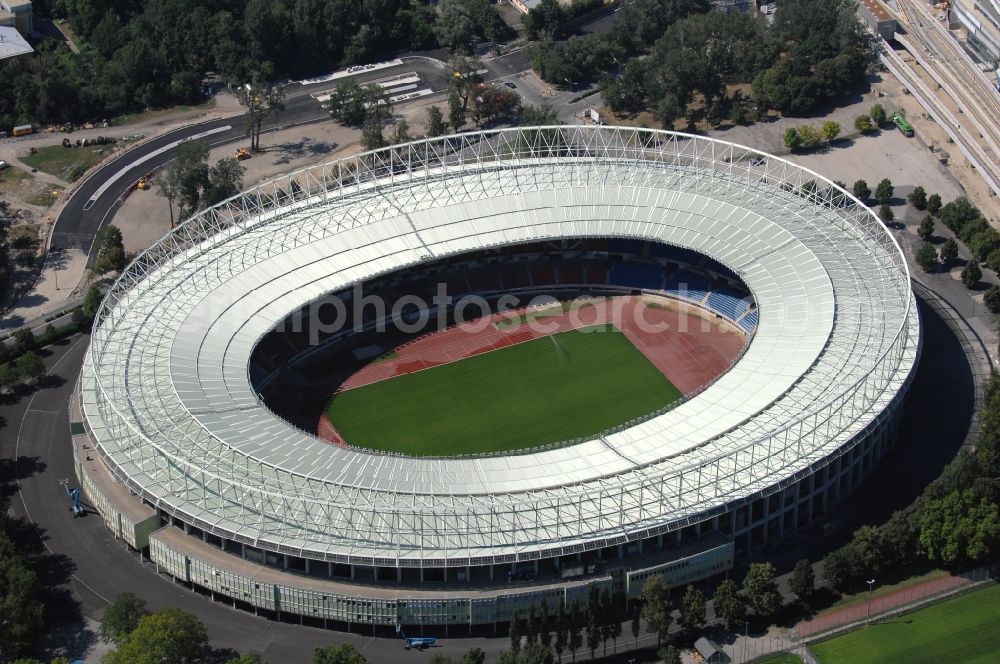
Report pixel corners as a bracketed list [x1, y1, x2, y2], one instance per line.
[52, 54, 457, 265]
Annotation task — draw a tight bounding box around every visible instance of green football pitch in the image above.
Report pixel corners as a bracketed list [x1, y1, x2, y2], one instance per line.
[324, 325, 682, 456]
[811, 583, 1000, 664]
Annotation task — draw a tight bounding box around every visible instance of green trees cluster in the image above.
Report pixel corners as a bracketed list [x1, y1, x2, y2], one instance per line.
[937, 198, 1000, 272]
[783, 122, 841, 151]
[523, 0, 603, 40]
[435, 0, 513, 52]
[156, 139, 246, 226]
[823, 370, 1000, 591]
[93, 224, 126, 275]
[1, 0, 440, 129]
[0, 522, 44, 660]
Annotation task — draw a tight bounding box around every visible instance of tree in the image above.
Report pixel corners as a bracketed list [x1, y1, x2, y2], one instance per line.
[100, 593, 150, 647]
[539, 598, 552, 650]
[790, 560, 815, 601]
[712, 578, 746, 629]
[783, 127, 802, 151]
[917, 241, 939, 273]
[742, 562, 781, 619]
[918, 489, 1000, 565]
[392, 118, 410, 145]
[0, 363, 16, 389]
[986, 285, 1000, 314]
[15, 352, 45, 382]
[962, 261, 982, 289]
[526, 604, 538, 646]
[510, 610, 523, 654]
[313, 644, 368, 664]
[13, 328, 35, 356]
[449, 89, 465, 131]
[853, 179, 871, 202]
[568, 599, 583, 663]
[679, 585, 707, 634]
[870, 103, 887, 126]
[71, 307, 88, 330]
[878, 203, 894, 223]
[83, 284, 103, 318]
[797, 124, 822, 149]
[927, 193, 942, 215]
[607, 593, 622, 654]
[875, 178, 894, 205]
[170, 138, 211, 218]
[361, 116, 386, 152]
[940, 238, 959, 267]
[0, 532, 44, 660]
[823, 544, 860, 590]
[103, 608, 209, 664]
[94, 224, 126, 274]
[554, 597, 568, 663]
[918, 215, 935, 241]
[204, 157, 246, 208]
[459, 648, 486, 664]
[659, 645, 682, 664]
[426, 106, 447, 137]
[629, 601, 641, 649]
[909, 186, 928, 210]
[586, 584, 600, 659]
[327, 80, 368, 126]
[822, 120, 841, 143]
[854, 114, 874, 134]
[227, 656, 266, 664]
[640, 575, 672, 648]
[497, 643, 555, 664]
[239, 76, 286, 152]
[155, 167, 180, 228]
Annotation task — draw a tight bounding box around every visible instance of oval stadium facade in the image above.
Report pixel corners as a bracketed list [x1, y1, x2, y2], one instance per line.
[74, 126, 919, 632]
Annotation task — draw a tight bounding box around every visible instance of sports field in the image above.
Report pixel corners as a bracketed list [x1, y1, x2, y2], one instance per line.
[325, 325, 682, 456]
[811, 583, 1000, 664]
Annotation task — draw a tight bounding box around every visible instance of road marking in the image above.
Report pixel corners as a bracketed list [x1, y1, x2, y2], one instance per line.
[298, 59, 404, 86]
[82, 125, 232, 210]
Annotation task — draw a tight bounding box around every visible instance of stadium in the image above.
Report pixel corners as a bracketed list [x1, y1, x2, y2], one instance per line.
[74, 126, 920, 632]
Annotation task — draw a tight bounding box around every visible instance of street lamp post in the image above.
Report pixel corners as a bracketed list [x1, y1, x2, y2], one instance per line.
[866, 579, 876, 623]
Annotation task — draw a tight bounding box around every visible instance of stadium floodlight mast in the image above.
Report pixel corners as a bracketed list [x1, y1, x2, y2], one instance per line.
[866, 579, 877, 623]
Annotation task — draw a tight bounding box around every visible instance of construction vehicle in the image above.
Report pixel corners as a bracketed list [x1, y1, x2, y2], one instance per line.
[396, 625, 436, 650]
[893, 109, 914, 137]
[59, 479, 85, 517]
[136, 170, 154, 190]
[235, 147, 251, 161]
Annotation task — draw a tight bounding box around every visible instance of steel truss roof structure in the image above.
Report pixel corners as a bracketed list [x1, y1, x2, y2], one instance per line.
[80, 127, 919, 568]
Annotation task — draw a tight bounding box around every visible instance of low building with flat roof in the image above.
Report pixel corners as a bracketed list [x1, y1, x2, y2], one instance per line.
[859, 0, 898, 41]
[0, 25, 32, 61]
[0, 0, 31, 37]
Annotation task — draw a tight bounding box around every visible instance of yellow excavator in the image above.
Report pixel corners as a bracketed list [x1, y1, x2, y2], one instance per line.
[235, 147, 251, 161]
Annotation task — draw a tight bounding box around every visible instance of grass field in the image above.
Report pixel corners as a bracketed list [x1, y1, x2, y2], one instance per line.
[325, 325, 681, 456]
[21, 145, 110, 182]
[811, 583, 1000, 664]
[753, 654, 805, 664]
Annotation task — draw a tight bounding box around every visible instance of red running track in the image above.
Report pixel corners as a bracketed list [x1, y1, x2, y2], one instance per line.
[318, 296, 749, 442]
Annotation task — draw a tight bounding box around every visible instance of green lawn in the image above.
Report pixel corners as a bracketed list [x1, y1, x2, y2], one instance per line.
[21, 145, 110, 182]
[325, 325, 681, 456]
[752, 654, 805, 664]
[811, 583, 1000, 664]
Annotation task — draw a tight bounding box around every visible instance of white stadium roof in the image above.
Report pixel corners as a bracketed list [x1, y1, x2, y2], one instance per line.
[81, 127, 919, 566]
